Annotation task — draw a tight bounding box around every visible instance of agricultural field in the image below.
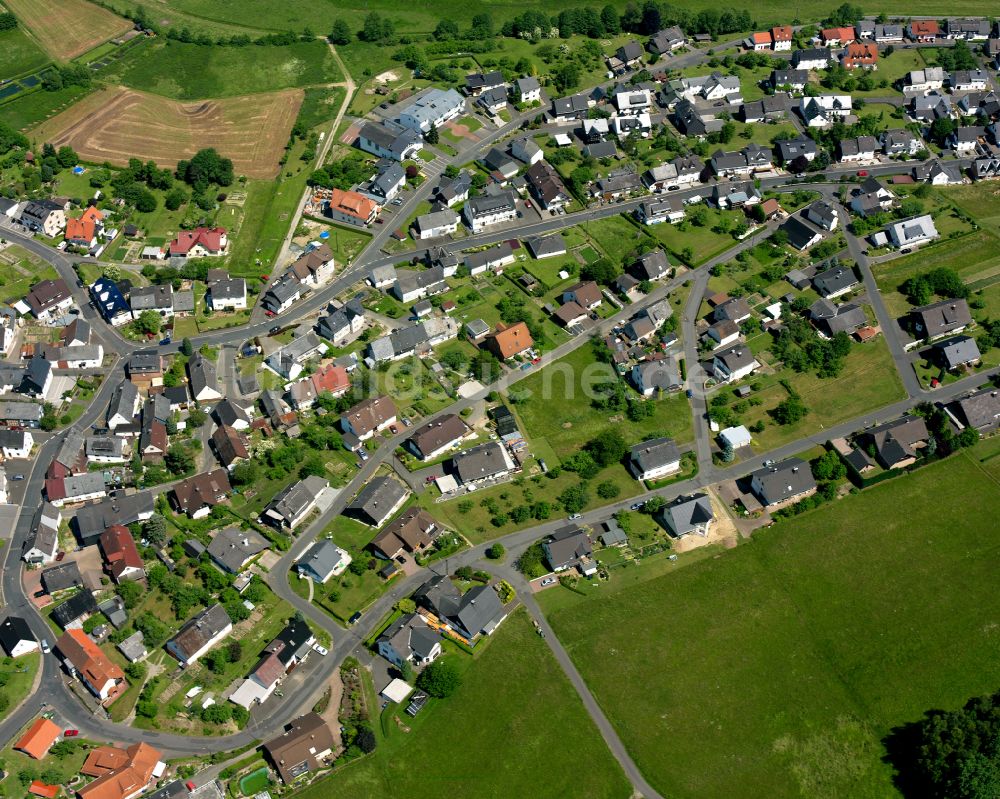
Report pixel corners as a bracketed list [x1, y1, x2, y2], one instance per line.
[0, 83, 94, 131]
[4, 0, 132, 60]
[30, 85, 302, 179]
[541, 444, 1000, 799]
[98, 38, 343, 99]
[150, 0, 998, 35]
[0, 25, 49, 80]
[297, 611, 631, 799]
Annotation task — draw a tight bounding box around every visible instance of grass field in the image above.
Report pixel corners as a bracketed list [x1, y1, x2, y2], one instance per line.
[31, 85, 301, 179]
[99, 38, 342, 99]
[297, 611, 631, 799]
[0, 245, 59, 304]
[733, 337, 908, 451]
[0, 26, 49, 80]
[873, 229, 1000, 317]
[0, 83, 94, 131]
[541, 444, 1000, 798]
[4, 0, 132, 60]
[511, 345, 694, 458]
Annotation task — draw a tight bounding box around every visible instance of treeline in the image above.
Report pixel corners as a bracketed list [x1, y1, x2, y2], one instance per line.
[0, 11, 17, 31]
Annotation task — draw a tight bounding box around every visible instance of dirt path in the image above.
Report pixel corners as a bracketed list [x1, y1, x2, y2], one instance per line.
[253, 40, 355, 322]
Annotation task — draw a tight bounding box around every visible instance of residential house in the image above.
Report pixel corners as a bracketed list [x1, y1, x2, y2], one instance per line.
[90, 278, 132, 327]
[712, 344, 759, 382]
[345, 475, 409, 527]
[542, 526, 595, 573]
[414, 210, 460, 240]
[323, 188, 379, 227]
[451, 441, 515, 487]
[525, 235, 566, 259]
[799, 95, 852, 126]
[636, 198, 685, 225]
[525, 161, 571, 210]
[261, 274, 303, 315]
[15, 718, 61, 760]
[25, 279, 73, 323]
[911, 93, 952, 120]
[464, 242, 516, 276]
[44, 471, 105, 507]
[188, 352, 222, 402]
[706, 319, 741, 349]
[810, 299, 867, 336]
[56, 629, 127, 703]
[362, 161, 406, 203]
[750, 458, 817, 507]
[952, 387, 1000, 433]
[842, 41, 878, 69]
[882, 128, 922, 156]
[851, 176, 897, 216]
[658, 493, 715, 538]
[513, 76, 542, 104]
[72, 491, 154, 546]
[20, 200, 65, 237]
[776, 134, 818, 164]
[23, 503, 60, 564]
[168, 227, 227, 257]
[648, 26, 686, 54]
[464, 70, 504, 97]
[166, 604, 233, 666]
[863, 415, 930, 468]
[630, 360, 681, 396]
[629, 437, 681, 481]
[838, 135, 878, 162]
[77, 742, 163, 799]
[714, 296, 752, 325]
[106, 381, 139, 429]
[476, 86, 508, 114]
[406, 414, 472, 461]
[371, 507, 440, 560]
[263, 714, 335, 784]
[950, 69, 990, 92]
[484, 321, 533, 361]
[792, 47, 833, 70]
[935, 335, 981, 370]
[813, 265, 858, 298]
[551, 92, 592, 123]
[908, 19, 940, 42]
[771, 69, 809, 92]
[289, 244, 336, 288]
[99, 526, 145, 583]
[127, 349, 162, 391]
[377, 613, 441, 669]
[316, 298, 365, 343]
[265, 333, 324, 381]
[208, 528, 268, 574]
[462, 192, 518, 233]
[414, 574, 509, 638]
[211, 424, 250, 470]
[397, 88, 465, 133]
[296, 540, 351, 584]
[0, 616, 37, 658]
[171, 469, 232, 519]
[563, 281, 602, 311]
[261, 475, 329, 531]
[64, 206, 104, 250]
[887, 214, 939, 248]
[820, 26, 855, 46]
[341, 396, 397, 441]
[0, 429, 32, 459]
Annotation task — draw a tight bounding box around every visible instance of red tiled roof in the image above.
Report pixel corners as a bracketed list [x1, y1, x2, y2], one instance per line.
[328, 189, 378, 222]
[15, 718, 61, 760]
[99, 525, 144, 580]
[485, 321, 533, 360]
[771, 25, 793, 41]
[910, 19, 939, 36]
[56, 629, 125, 697]
[65, 206, 103, 243]
[29, 781, 59, 798]
[843, 42, 878, 64]
[77, 742, 161, 799]
[750, 31, 771, 44]
[168, 227, 227, 256]
[310, 364, 350, 396]
[821, 26, 855, 41]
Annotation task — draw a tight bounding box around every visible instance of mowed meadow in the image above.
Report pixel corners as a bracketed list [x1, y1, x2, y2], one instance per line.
[540, 442, 1000, 798]
[4, 0, 132, 59]
[29, 86, 302, 179]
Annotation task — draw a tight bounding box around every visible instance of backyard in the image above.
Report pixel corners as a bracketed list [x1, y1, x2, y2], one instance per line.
[540, 442, 1000, 798]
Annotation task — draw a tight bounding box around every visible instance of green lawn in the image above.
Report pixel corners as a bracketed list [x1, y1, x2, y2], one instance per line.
[731, 337, 907, 452]
[0, 247, 58, 304]
[0, 27, 49, 80]
[873, 229, 1000, 317]
[511, 345, 694, 458]
[98, 38, 343, 99]
[541, 444, 1000, 799]
[0, 653, 39, 722]
[296, 611, 631, 799]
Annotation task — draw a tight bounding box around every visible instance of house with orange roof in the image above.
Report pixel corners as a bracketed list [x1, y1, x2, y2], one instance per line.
[56, 629, 127, 704]
[64, 206, 104, 249]
[168, 227, 228, 258]
[745, 30, 772, 51]
[842, 41, 878, 69]
[483, 321, 533, 361]
[820, 26, 855, 46]
[29, 781, 60, 798]
[77, 742, 163, 799]
[324, 188, 379, 228]
[771, 26, 793, 50]
[15, 717, 62, 759]
[908, 19, 939, 42]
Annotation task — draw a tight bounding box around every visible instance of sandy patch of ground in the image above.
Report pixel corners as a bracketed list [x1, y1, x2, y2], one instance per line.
[671, 488, 740, 553]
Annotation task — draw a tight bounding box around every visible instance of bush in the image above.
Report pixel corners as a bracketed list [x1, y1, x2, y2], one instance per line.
[417, 658, 461, 698]
[486, 543, 505, 560]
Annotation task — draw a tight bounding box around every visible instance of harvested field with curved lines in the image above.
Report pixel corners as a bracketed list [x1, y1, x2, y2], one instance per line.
[3, 0, 133, 60]
[29, 85, 302, 179]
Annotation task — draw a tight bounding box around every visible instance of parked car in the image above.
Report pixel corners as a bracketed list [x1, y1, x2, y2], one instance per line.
[390, 425, 398, 434]
[264, 310, 276, 318]
[568, 513, 581, 520]
[424, 474, 439, 484]
[312, 644, 328, 656]
[401, 417, 412, 427]
[630, 502, 644, 510]
[12, 474, 23, 480]
[269, 325, 281, 334]
[186, 782, 196, 791]
[856, 170, 868, 177]
[40, 639, 50, 654]
[540, 577, 556, 586]
[64, 730, 78, 737]
[348, 612, 362, 625]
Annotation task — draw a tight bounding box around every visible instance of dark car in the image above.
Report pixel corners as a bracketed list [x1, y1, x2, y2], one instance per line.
[348, 611, 362, 625]
[269, 325, 281, 334]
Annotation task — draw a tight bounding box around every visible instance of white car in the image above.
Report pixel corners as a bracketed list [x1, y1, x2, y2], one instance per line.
[312, 643, 329, 656]
[540, 577, 556, 587]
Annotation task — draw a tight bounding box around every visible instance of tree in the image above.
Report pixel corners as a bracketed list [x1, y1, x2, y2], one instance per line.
[328, 19, 352, 44]
[359, 12, 394, 43]
[187, 408, 207, 427]
[558, 483, 589, 514]
[164, 187, 187, 211]
[177, 148, 233, 190]
[425, 124, 439, 145]
[580, 257, 620, 285]
[134, 310, 161, 335]
[356, 726, 377, 753]
[771, 394, 808, 425]
[486, 543, 505, 560]
[433, 19, 459, 40]
[179, 337, 194, 356]
[812, 450, 846, 481]
[586, 429, 628, 467]
[399, 660, 415, 683]
[417, 658, 461, 698]
[597, 480, 620, 499]
[395, 598, 416, 614]
[226, 640, 243, 663]
[0, 12, 17, 31]
[231, 460, 259, 486]
[143, 514, 167, 546]
[165, 445, 194, 475]
[117, 580, 143, 609]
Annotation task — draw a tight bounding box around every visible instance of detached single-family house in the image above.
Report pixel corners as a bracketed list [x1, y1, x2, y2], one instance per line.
[166, 604, 232, 666]
[658, 493, 715, 538]
[750, 458, 817, 507]
[629, 437, 682, 481]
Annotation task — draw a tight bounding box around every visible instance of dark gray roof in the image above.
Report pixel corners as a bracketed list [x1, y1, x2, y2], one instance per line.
[207, 528, 268, 573]
[414, 575, 504, 639]
[934, 335, 981, 368]
[661, 493, 714, 537]
[346, 475, 408, 525]
[813, 266, 858, 297]
[296, 539, 346, 580]
[452, 441, 511, 483]
[630, 437, 681, 472]
[52, 590, 98, 628]
[42, 561, 84, 593]
[751, 458, 817, 504]
[954, 388, 1000, 430]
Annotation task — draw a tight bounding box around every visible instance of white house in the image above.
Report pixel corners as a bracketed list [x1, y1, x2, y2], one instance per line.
[414, 210, 460, 240]
[397, 88, 465, 133]
[888, 215, 939, 248]
[712, 345, 760, 383]
[209, 277, 247, 311]
[629, 437, 682, 481]
[0, 430, 32, 459]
